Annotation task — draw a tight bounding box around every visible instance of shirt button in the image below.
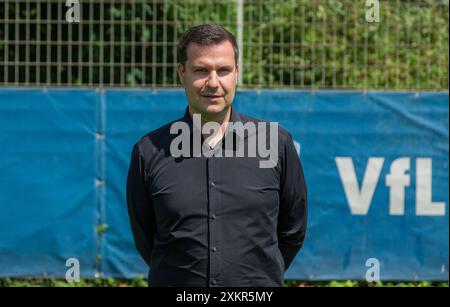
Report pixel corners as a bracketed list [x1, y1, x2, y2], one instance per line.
[212, 247, 217, 252]
[211, 279, 217, 286]
[211, 181, 216, 187]
[211, 214, 216, 220]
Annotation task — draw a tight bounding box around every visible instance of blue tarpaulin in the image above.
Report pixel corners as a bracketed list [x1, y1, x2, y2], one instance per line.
[0, 89, 448, 281]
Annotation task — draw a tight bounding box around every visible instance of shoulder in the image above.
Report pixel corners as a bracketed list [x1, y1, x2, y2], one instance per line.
[236, 112, 293, 143]
[132, 116, 184, 159]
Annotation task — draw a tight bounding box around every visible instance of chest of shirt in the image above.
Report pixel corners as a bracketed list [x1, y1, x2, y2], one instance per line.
[147, 156, 281, 223]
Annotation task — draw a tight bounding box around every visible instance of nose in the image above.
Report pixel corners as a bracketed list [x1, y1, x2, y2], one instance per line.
[206, 71, 219, 88]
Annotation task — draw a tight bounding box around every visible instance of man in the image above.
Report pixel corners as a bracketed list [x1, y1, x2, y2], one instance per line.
[126, 24, 307, 287]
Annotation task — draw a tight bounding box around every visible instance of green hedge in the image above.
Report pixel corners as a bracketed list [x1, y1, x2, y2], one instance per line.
[0, 0, 447, 89]
[165, 0, 449, 89]
[0, 278, 448, 287]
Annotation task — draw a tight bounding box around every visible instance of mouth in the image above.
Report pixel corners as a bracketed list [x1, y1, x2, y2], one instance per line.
[201, 94, 223, 101]
[201, 94, 223, 98]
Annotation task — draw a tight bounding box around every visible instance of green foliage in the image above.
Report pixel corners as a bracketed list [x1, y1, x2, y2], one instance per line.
[0, 278, 447, 287]
[0, 276, 148, 287]
[0, 1, 447, 89]
[96, 224, 109, 236]
[166, 0, 448, 89]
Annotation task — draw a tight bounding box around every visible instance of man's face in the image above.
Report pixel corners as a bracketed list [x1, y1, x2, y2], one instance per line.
[177, 40, 239, 118]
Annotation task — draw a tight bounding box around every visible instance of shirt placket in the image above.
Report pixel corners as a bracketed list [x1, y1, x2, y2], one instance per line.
[207, 156, 220, 287]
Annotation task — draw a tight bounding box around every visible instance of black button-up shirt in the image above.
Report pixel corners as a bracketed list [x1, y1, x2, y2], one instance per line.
[126, 106, 307, 287]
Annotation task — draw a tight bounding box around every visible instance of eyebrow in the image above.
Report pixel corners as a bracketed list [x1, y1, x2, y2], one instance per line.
[191, 65, 234, 70]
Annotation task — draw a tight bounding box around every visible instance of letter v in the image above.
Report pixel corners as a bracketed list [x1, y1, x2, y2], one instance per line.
[335, 157, 384, 215]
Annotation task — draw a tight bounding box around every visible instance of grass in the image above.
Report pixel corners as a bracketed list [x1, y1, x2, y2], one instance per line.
[1, 278, 448, 287]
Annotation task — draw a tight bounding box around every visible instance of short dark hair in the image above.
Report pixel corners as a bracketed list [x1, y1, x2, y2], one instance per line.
[177, 24, 239, 67]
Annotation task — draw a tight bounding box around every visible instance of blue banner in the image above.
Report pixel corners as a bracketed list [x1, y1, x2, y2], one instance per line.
[0, 89, 448, 281]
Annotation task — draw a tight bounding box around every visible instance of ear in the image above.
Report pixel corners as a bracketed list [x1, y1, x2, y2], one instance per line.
[177, 63, 185, 86]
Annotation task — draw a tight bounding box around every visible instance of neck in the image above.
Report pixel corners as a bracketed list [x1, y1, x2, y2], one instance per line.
[188, 105, 231, 131]
[188, 105, 232, 148]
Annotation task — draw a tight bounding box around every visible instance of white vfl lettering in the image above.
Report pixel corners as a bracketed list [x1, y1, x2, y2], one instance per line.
[385, 157, 410, 215]
[416, 158, 446, 216]
[335, 157, 384, 215]
[336, 157, 446, 216]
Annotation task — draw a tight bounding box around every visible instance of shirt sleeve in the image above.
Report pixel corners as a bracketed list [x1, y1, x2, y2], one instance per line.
[126, 143, 156, 267]
[277, 132, 308, 271]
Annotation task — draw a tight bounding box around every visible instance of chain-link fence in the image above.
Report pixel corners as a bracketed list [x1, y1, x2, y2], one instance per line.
[0, 0, 448, 89]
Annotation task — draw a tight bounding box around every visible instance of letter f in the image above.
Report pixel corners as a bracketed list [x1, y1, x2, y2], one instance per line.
[386, 157, 410, 215]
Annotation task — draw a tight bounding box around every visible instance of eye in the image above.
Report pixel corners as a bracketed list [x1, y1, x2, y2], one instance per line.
[218, 68, 231, 75]
[194, 68, 208, 73]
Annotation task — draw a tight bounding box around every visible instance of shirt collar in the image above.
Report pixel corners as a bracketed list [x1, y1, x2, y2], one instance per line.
[181, 105, 243, 139]
[182, 106, 247, 150]
[182, 105, 241, 123]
